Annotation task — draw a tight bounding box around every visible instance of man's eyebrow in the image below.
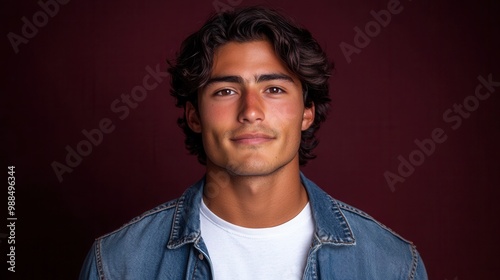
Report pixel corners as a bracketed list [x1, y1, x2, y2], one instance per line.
[205, 76, 244, 87]
[205, 73, 295, 87]
[256, 73, 295, 84]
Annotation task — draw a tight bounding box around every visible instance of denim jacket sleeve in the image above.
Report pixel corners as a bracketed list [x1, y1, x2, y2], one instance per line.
[414, 250, 428, 279]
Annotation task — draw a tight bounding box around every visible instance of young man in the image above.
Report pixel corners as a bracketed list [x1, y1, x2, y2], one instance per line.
[80, 6, 427, 279]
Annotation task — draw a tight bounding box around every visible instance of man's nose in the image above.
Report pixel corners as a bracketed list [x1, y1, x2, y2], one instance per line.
[237, 89, 265, 124]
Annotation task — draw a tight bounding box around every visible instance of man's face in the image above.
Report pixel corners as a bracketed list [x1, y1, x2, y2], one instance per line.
[186, 40, 314, 176]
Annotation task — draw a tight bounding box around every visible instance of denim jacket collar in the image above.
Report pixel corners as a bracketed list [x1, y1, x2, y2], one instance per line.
[167, 172, 355, 249]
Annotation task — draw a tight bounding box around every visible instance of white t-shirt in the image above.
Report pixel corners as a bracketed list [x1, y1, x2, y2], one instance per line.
[200, 200, 314, 280]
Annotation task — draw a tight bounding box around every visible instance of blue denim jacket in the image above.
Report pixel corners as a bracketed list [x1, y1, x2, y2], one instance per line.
[80, 173, 427, 279]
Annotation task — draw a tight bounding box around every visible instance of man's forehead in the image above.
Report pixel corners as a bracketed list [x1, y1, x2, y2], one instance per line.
[209, 40, 299, 83]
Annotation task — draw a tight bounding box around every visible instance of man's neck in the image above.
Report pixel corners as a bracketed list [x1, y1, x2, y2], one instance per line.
[202, 158, 308, 228]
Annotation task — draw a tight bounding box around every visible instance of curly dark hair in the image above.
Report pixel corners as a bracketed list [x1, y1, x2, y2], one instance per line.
[168, 6, 332, 165]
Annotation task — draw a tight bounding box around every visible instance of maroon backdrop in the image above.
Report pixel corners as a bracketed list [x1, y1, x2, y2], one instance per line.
[2, 0, 499, 279]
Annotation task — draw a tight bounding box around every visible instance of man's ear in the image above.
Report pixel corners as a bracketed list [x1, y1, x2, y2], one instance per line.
[301, 103, 315, 131]
[186, 102, 202, 133]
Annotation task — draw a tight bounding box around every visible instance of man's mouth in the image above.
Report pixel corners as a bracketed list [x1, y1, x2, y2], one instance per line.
[230, 133, 275, 145]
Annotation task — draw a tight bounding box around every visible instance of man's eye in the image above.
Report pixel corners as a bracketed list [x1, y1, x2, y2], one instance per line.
[265, 87, 285, 94]
[215, 89, 236, 96]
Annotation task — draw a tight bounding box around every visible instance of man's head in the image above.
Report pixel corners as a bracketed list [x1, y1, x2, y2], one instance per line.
[169, 6, 332, 169]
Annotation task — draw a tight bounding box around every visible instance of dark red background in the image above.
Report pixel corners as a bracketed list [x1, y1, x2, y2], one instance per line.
[1, 0, 499, 279]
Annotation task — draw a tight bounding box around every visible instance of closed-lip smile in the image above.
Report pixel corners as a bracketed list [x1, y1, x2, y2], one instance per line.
[230, 133, 275, 144]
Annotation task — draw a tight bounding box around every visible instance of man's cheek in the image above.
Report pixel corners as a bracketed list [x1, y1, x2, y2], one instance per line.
[272, 104, 302, 123]
[209, 104, 235, 118]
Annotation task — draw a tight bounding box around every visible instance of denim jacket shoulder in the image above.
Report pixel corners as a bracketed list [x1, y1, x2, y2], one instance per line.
[79, 180, 205, 280]
[79, 174, 427, 280]
[302, 173, 427, 279]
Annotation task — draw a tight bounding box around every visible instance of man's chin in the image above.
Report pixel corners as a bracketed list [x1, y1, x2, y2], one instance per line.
[224, 161, 288, 177]
[206, 153, 298, 177]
